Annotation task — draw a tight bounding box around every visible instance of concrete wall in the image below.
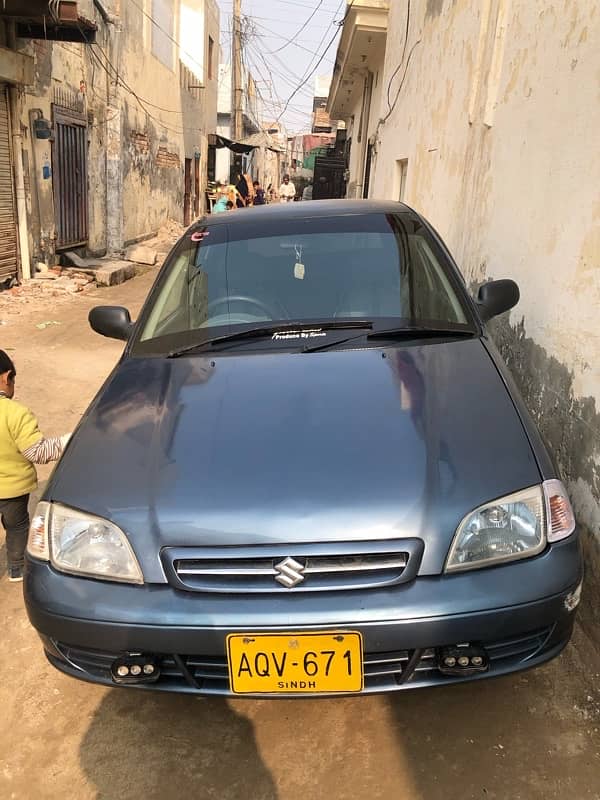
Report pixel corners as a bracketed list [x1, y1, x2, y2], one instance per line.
[14, 33, 109, 262]
[202, 0, 220, 192]
[6, 0, 219, 266]
[345, 46, 387, 199]
[120, 0, 215, 242]
[343, 0, 600, 616]
[215, 62, 262, 186]
[120, 0, 185, 241]
[215, 112, 232, 184]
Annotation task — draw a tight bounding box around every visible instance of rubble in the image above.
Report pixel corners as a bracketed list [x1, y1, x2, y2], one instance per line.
[0, 218, 183, 313]
[95, 261, 136, 286]
[142, 219, 185, 262]
[125, 245, 157, 266]
[0, 268, 97, 317]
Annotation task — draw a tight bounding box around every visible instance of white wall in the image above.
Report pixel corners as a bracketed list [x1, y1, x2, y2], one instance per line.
[342, 46, 387, 199]
[367, 0, 600, 538]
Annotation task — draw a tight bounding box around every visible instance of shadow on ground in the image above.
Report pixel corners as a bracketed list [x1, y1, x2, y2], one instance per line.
[80, 691, 278, 800]
[69, 640, 600, 800]
[386, 650, 600, 800]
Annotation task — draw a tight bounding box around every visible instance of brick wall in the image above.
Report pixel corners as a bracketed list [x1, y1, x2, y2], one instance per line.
[130, 131, 150, 154]
[156, 146, 180, 168]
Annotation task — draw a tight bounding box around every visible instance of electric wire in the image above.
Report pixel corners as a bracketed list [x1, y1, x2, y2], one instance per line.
[244, 17, 335, 62]
[385, 0, 411, 114]
[274, 0, 350, 123]
[263, 1, 325, 55]
[88, 46, 199, 135]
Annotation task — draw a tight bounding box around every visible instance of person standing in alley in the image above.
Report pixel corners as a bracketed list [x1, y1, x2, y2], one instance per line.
[278, 174, 296, 203]
[253, 180, 266, 205]
[235, 173, 250, 207]
[212, 184, 229, 213]
[226, 183, 242, 209]
[0, 350, 70, 582]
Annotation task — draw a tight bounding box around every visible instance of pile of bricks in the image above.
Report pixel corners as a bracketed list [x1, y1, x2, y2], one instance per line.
[28, 268, 96, 293]
[1, 269, 96, 305]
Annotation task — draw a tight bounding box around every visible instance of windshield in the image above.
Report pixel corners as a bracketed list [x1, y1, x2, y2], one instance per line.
[134, 213, 473, 354]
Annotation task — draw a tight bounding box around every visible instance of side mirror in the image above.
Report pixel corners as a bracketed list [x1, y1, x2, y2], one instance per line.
[89, 306, 134, 341]
[476, 279, 519, 323]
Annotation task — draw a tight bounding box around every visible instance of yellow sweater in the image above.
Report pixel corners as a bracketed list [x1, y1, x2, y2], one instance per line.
[0, 397, 43, 498]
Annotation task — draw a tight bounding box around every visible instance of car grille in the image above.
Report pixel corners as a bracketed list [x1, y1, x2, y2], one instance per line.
[161, 540, 424, 593]
[49, 627, 553, 696]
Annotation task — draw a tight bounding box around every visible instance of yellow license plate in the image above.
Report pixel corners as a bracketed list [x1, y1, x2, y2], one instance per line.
[227, 631, 364, 694]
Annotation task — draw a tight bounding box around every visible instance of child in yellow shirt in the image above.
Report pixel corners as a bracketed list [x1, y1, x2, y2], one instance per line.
[0, 350, 70, 582]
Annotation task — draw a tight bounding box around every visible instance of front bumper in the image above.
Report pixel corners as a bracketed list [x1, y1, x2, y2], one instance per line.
[25, 539, 582, 696]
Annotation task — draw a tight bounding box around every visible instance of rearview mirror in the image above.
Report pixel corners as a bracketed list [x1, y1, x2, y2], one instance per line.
[476, 279, 519, 323]
[89, 306, 134, 341]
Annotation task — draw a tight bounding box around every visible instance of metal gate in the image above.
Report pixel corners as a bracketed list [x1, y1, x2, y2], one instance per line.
[313, 155, 347, 200]
[52, 106, 88, 250]
[0, 84, 18, 282]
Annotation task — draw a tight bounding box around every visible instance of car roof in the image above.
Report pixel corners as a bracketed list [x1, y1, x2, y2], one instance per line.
[193, 199, 420, 228]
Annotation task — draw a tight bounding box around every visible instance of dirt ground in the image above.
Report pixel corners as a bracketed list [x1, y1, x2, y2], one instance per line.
[1, 271, 599, 800]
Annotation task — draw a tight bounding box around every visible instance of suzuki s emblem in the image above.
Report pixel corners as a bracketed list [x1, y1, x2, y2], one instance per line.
[274, 556, 306, 588]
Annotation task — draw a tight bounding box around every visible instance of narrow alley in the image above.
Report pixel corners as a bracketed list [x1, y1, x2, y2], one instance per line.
[0, 1, 599, 798]
[0, 273, 598, 800]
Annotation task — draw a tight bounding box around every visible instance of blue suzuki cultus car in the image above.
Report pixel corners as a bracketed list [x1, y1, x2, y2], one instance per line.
[25, 201, 582, 696]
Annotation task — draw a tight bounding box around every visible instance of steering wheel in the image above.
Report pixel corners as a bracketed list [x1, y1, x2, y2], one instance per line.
[207, 295, 287, 321]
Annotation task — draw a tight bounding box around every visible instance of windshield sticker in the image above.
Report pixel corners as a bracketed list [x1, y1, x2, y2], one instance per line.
[272, 330, 326, 341]
[190, 231, 210, 242]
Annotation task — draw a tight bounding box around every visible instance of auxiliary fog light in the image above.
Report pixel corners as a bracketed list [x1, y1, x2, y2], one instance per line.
[437, 644, 489, 676]
[111, 655, 161, 684]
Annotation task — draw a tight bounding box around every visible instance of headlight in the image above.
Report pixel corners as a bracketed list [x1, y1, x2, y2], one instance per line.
[27, 502, 143, 584]
[446, 480, 575, 572]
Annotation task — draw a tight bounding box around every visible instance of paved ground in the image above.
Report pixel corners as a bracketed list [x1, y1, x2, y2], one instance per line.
[1, 271, 600, 800]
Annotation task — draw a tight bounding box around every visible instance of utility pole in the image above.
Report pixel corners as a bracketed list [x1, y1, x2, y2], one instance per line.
[232, 0, 243, 143]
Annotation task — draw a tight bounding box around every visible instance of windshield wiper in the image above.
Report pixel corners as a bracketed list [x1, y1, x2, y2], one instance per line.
[367, 325, 475, 340]
[302, 325, 474, 354]
[166, 320, 374, 358]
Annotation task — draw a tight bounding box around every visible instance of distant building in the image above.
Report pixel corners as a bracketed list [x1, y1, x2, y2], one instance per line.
[215, 63, 260, 184]
[261, 122, 287, 188]
[312, 75, 336, 134]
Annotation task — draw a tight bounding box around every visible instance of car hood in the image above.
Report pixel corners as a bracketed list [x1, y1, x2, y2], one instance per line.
[48, 340, 541, 580]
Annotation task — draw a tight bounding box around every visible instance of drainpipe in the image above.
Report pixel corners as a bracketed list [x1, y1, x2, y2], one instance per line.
[28, 109, 44, 260]
[6, 22, 32, 280]
[104, 4, 123, 254]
